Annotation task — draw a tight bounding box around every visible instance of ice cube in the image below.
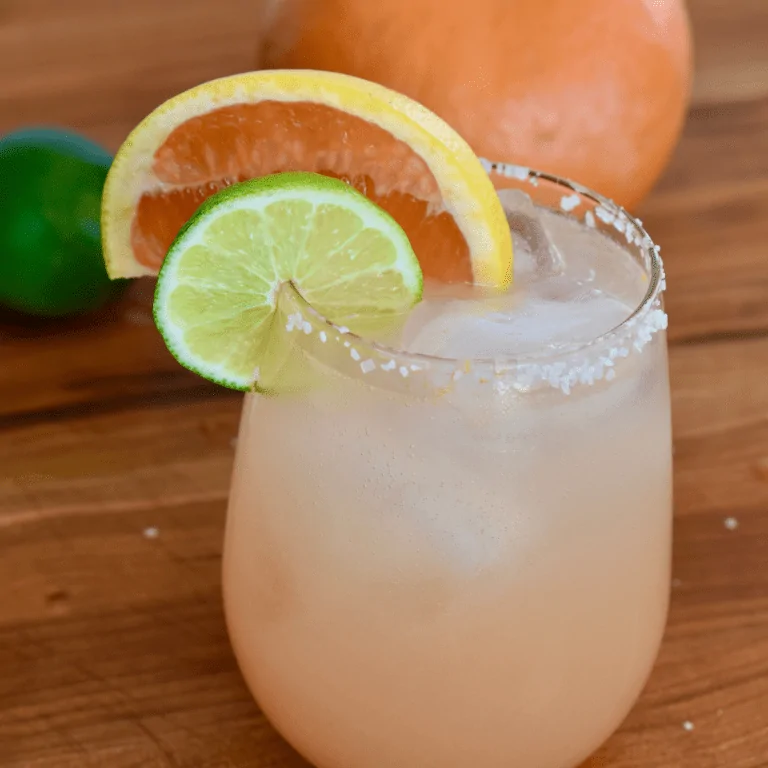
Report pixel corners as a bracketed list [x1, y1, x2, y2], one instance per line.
[403, 291, 631, 359]
[498, 189, 565, 281]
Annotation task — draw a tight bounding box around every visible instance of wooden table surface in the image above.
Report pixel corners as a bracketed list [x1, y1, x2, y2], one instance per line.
[1, 1, 768, 766]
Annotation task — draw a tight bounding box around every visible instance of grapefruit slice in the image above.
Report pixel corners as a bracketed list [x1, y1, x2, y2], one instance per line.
[101, 70, 512, 287]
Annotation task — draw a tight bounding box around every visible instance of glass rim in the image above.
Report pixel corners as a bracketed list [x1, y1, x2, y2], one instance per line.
[285, 163, 666, 372]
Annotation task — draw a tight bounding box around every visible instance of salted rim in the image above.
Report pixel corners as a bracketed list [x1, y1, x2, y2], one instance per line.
[280, 163, 666, 379]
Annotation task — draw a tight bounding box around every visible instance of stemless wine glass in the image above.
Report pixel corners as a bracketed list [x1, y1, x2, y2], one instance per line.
[222, 166, 672, 768]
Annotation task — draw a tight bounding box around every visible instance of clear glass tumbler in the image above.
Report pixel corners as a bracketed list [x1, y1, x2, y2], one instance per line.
[223, 166, 673, 768]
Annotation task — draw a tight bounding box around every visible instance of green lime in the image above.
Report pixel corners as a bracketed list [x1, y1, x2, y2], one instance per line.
[154, 172, 423, 391]
[0, 128, 128, 316]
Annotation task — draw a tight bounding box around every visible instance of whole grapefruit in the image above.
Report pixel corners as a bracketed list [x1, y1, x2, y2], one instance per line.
[261, 0, 692, 209]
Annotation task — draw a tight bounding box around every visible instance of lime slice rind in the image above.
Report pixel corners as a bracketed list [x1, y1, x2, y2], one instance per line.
[154, 172, 423, 392]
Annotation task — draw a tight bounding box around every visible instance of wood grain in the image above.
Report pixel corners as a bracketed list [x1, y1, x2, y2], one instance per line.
[2, 337, 768, 767]
[2, 0, 768, 766]
[0, 0, 264, 151]
[0, 281, 219, 423]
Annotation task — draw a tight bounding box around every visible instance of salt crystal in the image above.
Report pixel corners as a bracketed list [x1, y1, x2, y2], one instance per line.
[481, 159, 529, 180]
[506, 165, 530, 180]
[595, 205, 615, 224]
[560, 193, 581, 212]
